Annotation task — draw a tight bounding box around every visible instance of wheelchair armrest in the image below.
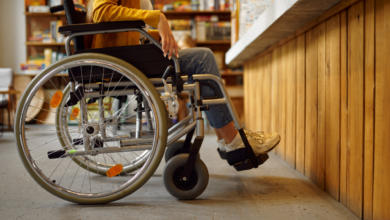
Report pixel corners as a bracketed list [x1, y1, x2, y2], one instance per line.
[58, 20, 146, 34]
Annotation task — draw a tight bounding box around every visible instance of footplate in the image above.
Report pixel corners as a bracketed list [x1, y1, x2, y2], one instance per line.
[217, 148, 226, 160]
[232, 154, 269, 171]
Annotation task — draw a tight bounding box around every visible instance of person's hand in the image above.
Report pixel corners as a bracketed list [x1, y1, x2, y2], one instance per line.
[158, 13, 179, 59]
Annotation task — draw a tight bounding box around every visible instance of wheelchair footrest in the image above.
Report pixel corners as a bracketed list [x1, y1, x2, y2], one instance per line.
[217, 148, 226, 160]
[232, 154, 269, 172]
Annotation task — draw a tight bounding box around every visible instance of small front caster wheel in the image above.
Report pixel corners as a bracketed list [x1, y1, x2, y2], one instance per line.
[165, 140, 199, 163]
[163, 154, 209, 200]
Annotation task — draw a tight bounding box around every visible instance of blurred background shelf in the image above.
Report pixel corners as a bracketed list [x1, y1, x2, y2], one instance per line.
[164, 10, 231, 20]
[24, 12, 66, 16]
[25, 41, 73, 46]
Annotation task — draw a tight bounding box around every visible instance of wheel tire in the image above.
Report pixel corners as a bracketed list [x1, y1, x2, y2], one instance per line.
[165, 140, 200, 163]
[163, 154, 209, 200]
[14, 53, 168, 204]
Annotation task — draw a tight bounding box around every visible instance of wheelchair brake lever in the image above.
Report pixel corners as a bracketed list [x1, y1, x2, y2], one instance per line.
[161, 78, 179, 119]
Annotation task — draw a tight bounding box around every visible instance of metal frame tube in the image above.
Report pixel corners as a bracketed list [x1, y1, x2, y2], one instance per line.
[98, 96, 106, 140]
[66, 145, 153, 157]
[120, 138, 154, 146]
[168, 114, 192, 135]
[194, 81, 204, 137]
[143, 99, 153, 131]
[167, 121, 196, 146]
[135, 94, 143, 139]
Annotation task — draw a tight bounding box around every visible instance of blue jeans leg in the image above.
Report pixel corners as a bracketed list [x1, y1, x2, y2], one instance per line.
[178, 48, 233, 129]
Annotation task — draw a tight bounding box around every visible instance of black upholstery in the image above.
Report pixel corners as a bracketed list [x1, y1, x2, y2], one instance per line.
[63, 0, 86, 50]
[70, 44, 174, 82]
[58, 21, 146, 34]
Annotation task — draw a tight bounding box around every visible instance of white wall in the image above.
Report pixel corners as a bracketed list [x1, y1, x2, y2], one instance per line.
[0, 0, 26, 73]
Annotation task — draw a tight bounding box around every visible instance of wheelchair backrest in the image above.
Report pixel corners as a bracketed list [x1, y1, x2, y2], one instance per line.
[63, 0, 86, 50]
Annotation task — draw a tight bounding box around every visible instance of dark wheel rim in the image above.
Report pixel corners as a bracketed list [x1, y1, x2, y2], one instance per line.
[172, 165, 198, 190]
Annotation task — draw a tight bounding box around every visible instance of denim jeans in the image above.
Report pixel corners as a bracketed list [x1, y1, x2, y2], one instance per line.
[178, 48, 233, 129]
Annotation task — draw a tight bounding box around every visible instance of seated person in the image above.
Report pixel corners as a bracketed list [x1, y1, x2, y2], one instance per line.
[85, 0, 280, 158]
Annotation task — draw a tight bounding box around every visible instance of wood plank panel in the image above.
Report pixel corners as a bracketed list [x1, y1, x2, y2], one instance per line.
[325, 14, 341, 201]
[271, 49, 279, 136]
[249, 61, 255, 130]
[305, 27, 318, 184]
[256, 57, 264, 132]
[250, 60, 256, 130]
[286, 39, 297, 168]
[347, 2, 364, 218]
[264, 53, 272, 133]
[317, 21, 326, 191]
[244, 62, 249, 127]
[296, 34, 306, 174]
[279, 44, 288, 160]
[364, 0, 375, 219]
[339, 9, 348, 206]
[275, 47, 283, 156]
[373, 0, 390, 219]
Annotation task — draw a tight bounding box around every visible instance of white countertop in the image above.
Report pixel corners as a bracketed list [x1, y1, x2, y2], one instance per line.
[226, 0, 342, 65]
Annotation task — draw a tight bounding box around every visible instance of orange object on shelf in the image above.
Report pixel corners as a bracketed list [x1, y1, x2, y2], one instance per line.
[50, 91, 63, 108]
[70, 107, 80, 120]
[106, 164, 124, 177]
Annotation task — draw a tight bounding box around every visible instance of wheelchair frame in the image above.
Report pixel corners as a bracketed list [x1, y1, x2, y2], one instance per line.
[62, 26, 268, 176]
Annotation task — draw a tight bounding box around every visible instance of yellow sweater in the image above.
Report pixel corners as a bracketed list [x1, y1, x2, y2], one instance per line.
[91, 0, 160, 49]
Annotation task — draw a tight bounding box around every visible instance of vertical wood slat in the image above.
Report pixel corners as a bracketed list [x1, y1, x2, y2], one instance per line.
[271, 49, 280, 138]
[264, 54, 272, 133]
[325, 14, 341, 201]
[305, 27, 318, 184]
[256, 57, 263, 132]
[275, 47, 283, 156]
[251, 60, 256, 130]
[374, 0, 390, 219]
[286, 39, 297, 168]
[317, 22, 326, 190]
[244, 62, 249, 128]
[364, 0, 375, 219]
[347, 2, 364, 218]
[278, 44, 288, 160]
[339, 9, 348, 206]
[296, 34, 306, 174]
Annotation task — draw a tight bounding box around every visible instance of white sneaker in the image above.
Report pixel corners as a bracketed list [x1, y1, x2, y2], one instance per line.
[217, 139, 226, 152]
[225, 130, 280, 155]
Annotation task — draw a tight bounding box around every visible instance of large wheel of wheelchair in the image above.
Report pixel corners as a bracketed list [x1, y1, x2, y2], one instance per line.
[165, 140, 200, 163]
[14, 53, 168, 204]
[163, 154, 209, 200]
[55, 85, 149, 175]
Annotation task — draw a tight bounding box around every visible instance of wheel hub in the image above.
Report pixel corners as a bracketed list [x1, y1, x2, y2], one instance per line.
[172, 165, 198, 190]
[84, 122, 100, 137]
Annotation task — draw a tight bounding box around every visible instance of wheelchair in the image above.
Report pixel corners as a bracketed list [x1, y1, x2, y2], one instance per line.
[14, 0, 270, 204]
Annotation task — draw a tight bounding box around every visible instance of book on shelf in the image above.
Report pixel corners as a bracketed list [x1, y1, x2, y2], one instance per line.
[197, 0, 233, 11]
[156, 0, 232, 11]
[21, 49, 66, 71]
[194, 16, 231, 41]
[169, 16, 231, 42]
[50, 20, 64, 43]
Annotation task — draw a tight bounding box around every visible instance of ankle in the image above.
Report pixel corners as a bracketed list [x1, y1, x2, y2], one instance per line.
[225, 133, 242, 151]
